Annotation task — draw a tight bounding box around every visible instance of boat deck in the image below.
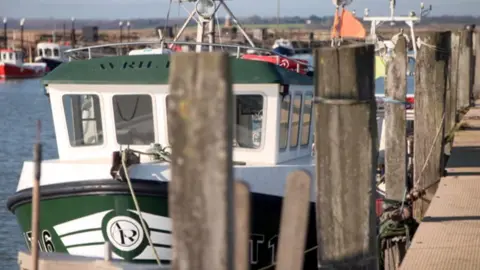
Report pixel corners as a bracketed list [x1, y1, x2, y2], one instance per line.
[401, 102, 480, 269]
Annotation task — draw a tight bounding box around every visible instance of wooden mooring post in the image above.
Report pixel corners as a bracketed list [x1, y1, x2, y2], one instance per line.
[413, 31, 451, 220]
[474, 30, 480, 99]
[167, 52, 314, 270]
[314, 44, 378, 269]
[457, 28, 473, 110]
[383, 36, 408, 269]
[167, 52, 235, 270]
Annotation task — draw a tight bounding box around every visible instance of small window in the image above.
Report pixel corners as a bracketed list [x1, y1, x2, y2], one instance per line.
[63, 94, 103, 146]
[8, 53, 12, 60]
[279, 95, 291, 149]
[45, 48, 52, 57]
[301, 93, 313, 146]
[166, 94, 264, 149]
[113, 94, 155, 145]
[235, 95, 264, 149]
[290, 94, 302, 148]
[53, 48, 60, 57]
[37, 49, 42, 56]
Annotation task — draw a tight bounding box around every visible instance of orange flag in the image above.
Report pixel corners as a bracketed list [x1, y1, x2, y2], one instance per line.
[331, 8, 366, 39]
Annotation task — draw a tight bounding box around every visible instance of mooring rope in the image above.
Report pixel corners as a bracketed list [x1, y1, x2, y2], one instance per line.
[121, 150, 163, 265]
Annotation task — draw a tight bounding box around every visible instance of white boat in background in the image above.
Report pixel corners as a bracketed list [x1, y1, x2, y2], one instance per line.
[0, 48, 46, 79]
[34, 42, 72, 72]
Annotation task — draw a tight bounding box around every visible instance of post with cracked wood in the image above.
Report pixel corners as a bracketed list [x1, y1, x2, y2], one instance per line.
[383, 36, 408, 269]
[314, 44, 378, 269]
[412, 31, 451, 221]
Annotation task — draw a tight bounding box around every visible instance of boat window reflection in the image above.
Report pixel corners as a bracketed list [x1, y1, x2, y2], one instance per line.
[235, 95, 264, 149]
[279, 95, 291, 150]
[290, 94, 302, 148]
[113, 94, 155, 145]
[63, 94, 104, 146]
[301, 93, 313, 146]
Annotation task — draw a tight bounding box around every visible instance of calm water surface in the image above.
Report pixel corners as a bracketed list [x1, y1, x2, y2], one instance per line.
[0, 79, 57, 269]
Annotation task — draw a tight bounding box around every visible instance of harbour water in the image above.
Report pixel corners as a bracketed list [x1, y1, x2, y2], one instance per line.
[0, 79, 57, 269]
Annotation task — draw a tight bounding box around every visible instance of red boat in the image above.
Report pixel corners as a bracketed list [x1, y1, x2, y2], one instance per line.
[240, 54, 310, 75]
[0, 49, 47, 79]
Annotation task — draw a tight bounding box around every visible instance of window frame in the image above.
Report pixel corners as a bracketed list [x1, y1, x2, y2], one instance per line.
[61, 93, 105, 147]
[165, 93, 267, 151]
[112, 93, 156, 146]
[279, 94, 291, 151]
[300, 92, 314, 147]
[289, 93, 303, 148]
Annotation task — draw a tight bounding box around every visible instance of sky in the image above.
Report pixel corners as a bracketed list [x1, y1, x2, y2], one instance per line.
[1, 0, 480, 19]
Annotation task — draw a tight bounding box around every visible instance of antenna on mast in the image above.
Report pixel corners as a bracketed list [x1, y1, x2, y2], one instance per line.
[171, 0, 256, 52]
[362, 1, 433, 58]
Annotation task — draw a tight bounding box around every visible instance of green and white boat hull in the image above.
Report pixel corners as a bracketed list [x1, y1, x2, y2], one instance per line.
[7, 179, 318, 269]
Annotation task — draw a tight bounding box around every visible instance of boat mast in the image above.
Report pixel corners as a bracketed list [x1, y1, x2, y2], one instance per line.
[362, 0, 432, 58]
[172, 0, 256, 51]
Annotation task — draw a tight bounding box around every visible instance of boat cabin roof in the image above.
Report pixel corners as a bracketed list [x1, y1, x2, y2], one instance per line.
[42, 54, 313, 86]
[37, 42, 72, 50]
[44, 55, 314, 165]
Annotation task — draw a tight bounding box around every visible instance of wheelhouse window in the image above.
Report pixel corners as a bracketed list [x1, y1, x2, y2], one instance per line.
[45, 48, 52, 57]
[235, 95, 264, 149]
[279, 95, 291, 150]
[301, 93, 313, 146]
[53, 48, 60, 57]
[166, 94, 265, 149]
[63, 94, 103, 146]
[37, 49, 43, 57]
[113, 94, 155, 145]
[290, 94, 302, 148]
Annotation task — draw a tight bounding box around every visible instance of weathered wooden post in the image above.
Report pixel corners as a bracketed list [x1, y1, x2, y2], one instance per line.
[457, 28, 473, 109]
[443, 31, 461, 169]
[474, 30, 480, 100]
[383, 36, 408, 269]
[167, 52, 234, 270]
[413, 31, 450, 220]
[445, 31, 461, 133]
[234, 182, 250, 270]
[385, 36, 408, 202]
[276, 170, 312, 270]
[314, 44, 378, 269]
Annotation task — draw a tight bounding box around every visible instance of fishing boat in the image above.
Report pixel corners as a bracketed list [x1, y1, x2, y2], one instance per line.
[6, 1, 322, 269]
[0, 48, 47, 79]
[34, 42, 72, 72]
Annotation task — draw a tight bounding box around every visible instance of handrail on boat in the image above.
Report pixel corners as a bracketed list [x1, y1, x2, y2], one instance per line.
[64, 40, 315, 71]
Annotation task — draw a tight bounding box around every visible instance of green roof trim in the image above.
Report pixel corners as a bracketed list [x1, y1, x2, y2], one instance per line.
[43, 54, 312, 85]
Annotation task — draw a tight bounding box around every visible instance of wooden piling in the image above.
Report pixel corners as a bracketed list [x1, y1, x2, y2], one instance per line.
[413, 31, 450, 220]
[474, 31, 480, 100]
[314, 44, 378, 269]
[234, 182, 250, 270]
[167, 52, 234, 270]
[383, 36, 408, 269]
[445, 31, 461, 134]
[385, 36, 408, 201]
[457, 28, 473, 109]
[276, 170, 312, 270]
[31, 121, 42, 270]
